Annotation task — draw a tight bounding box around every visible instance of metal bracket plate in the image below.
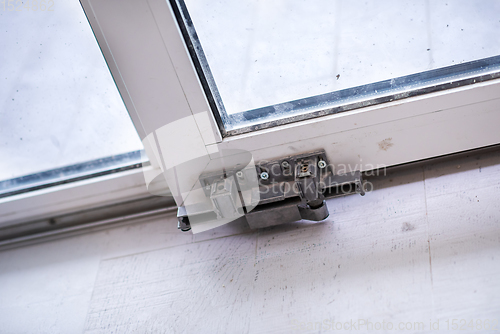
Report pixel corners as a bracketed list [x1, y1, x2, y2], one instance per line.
[177, 149, 364, 231]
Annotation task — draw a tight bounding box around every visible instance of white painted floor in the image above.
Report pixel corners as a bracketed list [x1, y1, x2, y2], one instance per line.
[0, 149, 499, 333]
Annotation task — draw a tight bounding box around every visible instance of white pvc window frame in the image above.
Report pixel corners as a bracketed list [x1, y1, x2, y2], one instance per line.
[81, 0, 500, 208]
[0, 166, 157, 228]
[2, 0, 499, 228]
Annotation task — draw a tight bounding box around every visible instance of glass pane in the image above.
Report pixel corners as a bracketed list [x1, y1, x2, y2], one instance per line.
[0, 1, 145, 196]
[174, 0, 500, 134]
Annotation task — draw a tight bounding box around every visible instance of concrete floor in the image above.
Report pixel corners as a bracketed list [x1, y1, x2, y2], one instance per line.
[0, 148, 499, 333]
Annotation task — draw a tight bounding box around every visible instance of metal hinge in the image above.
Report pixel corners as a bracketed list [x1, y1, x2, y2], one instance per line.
[177, 149, 364, 231]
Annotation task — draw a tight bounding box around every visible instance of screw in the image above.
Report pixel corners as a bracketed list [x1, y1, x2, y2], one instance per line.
[260, 171, 269, 180]
[281, 161, 290, 168]
[236, 171, 243, 178]
[318, 160, 327, 169]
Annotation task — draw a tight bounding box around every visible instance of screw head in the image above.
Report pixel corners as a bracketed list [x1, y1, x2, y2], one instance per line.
[281, 161, 290, 168]
[260, 171, 269, 180]
[318, 160, 327, 169]
[236, 171, 243, 178]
